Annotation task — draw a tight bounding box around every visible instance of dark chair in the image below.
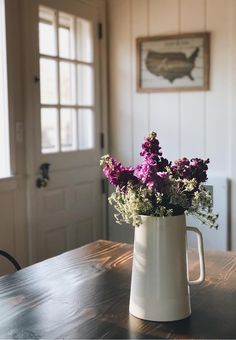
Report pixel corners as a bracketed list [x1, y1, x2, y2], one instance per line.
[0, 250, 21, 271]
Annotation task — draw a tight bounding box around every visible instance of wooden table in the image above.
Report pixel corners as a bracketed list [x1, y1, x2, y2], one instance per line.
[0, 240, 235, 339]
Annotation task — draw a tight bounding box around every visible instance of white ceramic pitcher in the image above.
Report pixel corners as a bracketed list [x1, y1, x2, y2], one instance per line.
[129, 214, 205, 322]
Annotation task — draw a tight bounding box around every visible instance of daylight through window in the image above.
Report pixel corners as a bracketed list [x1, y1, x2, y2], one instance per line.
[39, 6, 95, 154]
[0, 0, 10, 178]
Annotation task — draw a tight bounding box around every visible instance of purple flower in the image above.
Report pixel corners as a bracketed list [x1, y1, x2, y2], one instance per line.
[171, 157, 209, 184]
[140, 132, 162, 158]
[134, 160, 170, 192]
[100, 133, 210, 196]
[101, 155, 138, 190]
[134, 132, 170, 191]
[100, 131, 215, 226]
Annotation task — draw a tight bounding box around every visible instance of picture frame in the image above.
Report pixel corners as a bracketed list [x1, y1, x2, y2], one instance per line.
[136, 32, 210, 92]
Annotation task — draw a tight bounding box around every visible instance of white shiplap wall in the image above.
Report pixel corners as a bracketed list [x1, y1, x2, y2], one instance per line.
[107, 0, 236, 248]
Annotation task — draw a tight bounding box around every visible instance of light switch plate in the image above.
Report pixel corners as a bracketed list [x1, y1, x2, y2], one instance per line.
[187, 177, 228, 251]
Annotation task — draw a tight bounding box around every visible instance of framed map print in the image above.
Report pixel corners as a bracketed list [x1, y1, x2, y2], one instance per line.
[136, 32, 210, 92]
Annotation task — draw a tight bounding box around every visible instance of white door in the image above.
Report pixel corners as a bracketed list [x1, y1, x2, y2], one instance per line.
[23, 0, 106, 263]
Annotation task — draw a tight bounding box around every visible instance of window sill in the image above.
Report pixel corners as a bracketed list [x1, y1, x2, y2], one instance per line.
[0, 175, 17, 192]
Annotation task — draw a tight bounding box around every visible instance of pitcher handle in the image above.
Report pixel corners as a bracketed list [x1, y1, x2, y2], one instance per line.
[186, 226, 205, 286]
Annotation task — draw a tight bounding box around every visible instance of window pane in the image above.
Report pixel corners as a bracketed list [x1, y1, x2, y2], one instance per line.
[77, 65, 94, 106]
[76, 18, 93, 62]
[40, 58, 58, 104]
[39, 7, 57, 56]
[38, 7, 96, 155]
[60, 62, 76, 105]
[41, 108, 59, 153]
[78, 109, 94, 150]
[60, 109, 76, 151]
[59, 12, 75, 59]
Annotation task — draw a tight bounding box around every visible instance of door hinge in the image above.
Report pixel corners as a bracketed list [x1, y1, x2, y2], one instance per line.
[97, 22, 103, 39]
[101, 178, 107, 194]
[100, 132, 105, 149]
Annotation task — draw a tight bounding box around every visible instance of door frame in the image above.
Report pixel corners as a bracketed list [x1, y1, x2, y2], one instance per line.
[21, 0, 108, 263]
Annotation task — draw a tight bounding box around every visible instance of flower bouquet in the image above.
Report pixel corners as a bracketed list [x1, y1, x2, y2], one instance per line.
[100, 131, 218, 229]
[101, 131, 218, 321]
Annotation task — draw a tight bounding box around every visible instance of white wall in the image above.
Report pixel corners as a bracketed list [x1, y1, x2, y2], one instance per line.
[107, 0, 236, 249]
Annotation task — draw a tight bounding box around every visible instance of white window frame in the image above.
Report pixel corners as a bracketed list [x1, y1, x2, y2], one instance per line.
[39, 6, 95, 155]
[0, 0, 10, 178]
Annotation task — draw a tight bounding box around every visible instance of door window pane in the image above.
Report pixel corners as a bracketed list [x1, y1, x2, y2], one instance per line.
[78, 109, 94, 150]
[59, 12, 75, 59]
[77, 65, 94, 106]
[76, 18, 93, 62]
[39, 7, 57, 56]
[39, 6, 96, 155]
[60, 62, 76, 105]
[41, 108, 59, 153]
[40, 58, 58, 104]
[60, 109, 76, 151]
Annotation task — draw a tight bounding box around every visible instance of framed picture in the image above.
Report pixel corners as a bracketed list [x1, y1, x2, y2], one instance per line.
[136, 32, 210, 92]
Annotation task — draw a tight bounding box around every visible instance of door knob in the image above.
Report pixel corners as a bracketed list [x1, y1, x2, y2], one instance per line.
[36, 163, 51, 188]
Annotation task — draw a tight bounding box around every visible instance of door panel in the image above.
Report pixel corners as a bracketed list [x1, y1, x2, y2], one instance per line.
[45, 227, 67, 258]
[35, 166, 102, 262]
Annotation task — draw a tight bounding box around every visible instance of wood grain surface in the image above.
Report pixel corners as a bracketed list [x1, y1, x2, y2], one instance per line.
[0, 240, 235, 339]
